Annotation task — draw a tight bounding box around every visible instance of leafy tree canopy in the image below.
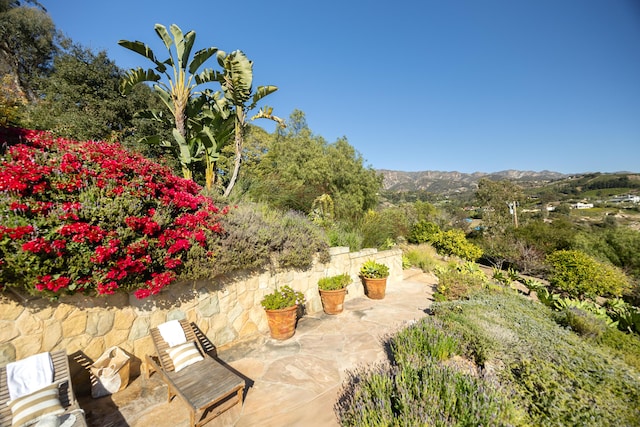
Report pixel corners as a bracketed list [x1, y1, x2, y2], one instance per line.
[238, 110, 382, 223]
[0, 0, 56, 99]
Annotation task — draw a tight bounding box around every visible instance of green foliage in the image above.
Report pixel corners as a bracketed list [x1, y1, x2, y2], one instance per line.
[402, 244, 439, 272]
[326, 226, 363, 251]
[408, 220, 441, 244]
[433, 229, 483, 261]
[119, 23, 223, 182]
[309, 193, 335, 228]
[207, 203, 330, 276]
[0, 75, 25, 126]
[27, 45, 156, 144]
[318, 273, 351, 291]
[359, 259, 389, 279]
[522, 278, 556, 306]
[410, 220, 482, 262]
[434, 262, 489, 301]
[260, 285, 304, 310]
[433, 291, 640, 426]
[492, 267, 512, 286]
[239, 110, 382, 223]
[336, 316, 520, 426]
[214, 49, 283, 197]
[595, 327, 640, 371]
[605, 298, 640, 334]
[359, 207, 411, 250]
[557, 307, 608, 338]
[335, 361, 518, 427]
[475, 178, 524, 235]
[552, 297, 616, 327]
[574, 226, 640, 280]
[0, 2, 55, 99]
[390, 319, 460, 365]
[547, 250, 631, 299]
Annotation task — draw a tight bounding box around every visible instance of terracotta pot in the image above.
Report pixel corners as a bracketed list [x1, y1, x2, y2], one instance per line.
[362, 277, 387, 299]
[319, 288, 347, 315]
[264, 305, 298, 340]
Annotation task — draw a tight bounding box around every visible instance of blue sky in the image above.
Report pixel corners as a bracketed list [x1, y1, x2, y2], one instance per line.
[43, 0, 640, 174]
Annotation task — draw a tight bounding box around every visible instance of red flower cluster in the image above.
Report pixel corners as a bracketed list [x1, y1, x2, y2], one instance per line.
[0, 128, 229, 299]
[22, 237, 65, 256]
[35, 275, 71, 292]
[133, 271, 176, 299]
[59, 222, 106, 243]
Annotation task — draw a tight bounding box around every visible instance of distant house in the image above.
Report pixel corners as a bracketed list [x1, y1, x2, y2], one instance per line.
[571, 202, 594, 209]
[610, 194, 640, 204]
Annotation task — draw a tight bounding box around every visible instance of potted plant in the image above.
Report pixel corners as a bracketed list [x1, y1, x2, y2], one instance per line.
[318, 273, 351, 315]
[359, 259, 390, 299]
[261, 285, 305, 340]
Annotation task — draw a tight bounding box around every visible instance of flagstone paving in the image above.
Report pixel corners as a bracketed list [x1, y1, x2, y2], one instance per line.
[77, 269, 436, 426]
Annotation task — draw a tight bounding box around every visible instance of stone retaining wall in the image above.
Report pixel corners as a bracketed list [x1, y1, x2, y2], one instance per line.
[0, 247, 401, 394]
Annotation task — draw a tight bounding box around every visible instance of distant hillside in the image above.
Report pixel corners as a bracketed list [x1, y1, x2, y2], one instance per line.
[379, 169, 567, 196]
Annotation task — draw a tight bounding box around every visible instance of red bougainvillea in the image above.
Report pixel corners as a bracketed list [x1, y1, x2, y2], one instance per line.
[0, 127, 228, 299]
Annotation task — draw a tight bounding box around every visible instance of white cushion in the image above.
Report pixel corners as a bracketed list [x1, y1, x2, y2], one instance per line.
[7, 383, 64, 427]
[166, 341, 204, 372]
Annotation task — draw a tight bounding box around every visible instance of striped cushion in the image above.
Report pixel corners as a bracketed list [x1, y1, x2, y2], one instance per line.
[7, 383, 64, 427]
[166, 341, 204, 372]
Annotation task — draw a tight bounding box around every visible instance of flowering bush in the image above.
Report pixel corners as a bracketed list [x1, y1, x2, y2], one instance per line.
[0, 127, 229, 299]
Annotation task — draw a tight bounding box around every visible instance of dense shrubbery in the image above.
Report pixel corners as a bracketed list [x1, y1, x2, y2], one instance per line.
[209, 203, 329, 275]
[430, 291, 640, 426]
[408, 220, 440, 244]
[0, 128, 329, 299]
[433, 229, 483, 261]
[556, 307, 609, 338]
[434, 262, 489, 301]
[0, 128, 225, 298]
[401, 243, 440, 272]
[546, 249, 630, 299]
[335, 318, 519, 426]
[409, 220, 482, 261]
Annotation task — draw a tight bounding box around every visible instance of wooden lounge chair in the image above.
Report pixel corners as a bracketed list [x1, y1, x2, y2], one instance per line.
[0, 350, 88, 427]
[145, 319, 245, 427]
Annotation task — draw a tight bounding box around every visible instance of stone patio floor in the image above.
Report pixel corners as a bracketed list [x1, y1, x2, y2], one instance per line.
[77, 269, 436, 427]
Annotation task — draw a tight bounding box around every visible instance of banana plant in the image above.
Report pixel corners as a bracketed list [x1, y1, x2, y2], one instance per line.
[214, 49, 285, 197]
[192, 90, 234, 190]
[118, 24, 220, 181]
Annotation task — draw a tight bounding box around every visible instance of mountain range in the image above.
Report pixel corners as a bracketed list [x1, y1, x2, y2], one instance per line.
[378, 169, 568, 196]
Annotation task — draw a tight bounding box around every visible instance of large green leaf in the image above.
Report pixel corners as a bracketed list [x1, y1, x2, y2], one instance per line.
[152, 85, 173, 112]
[120, 68, 161, 94]
[189, 47, 218, 75]
[134, 109, 168, 123]
[194, 68, 222, 85]
[180, 30, 196, 71]
[249, 85, 278, 110]
[154, 24, 173, 51]
[117, 40, 166, 73]
[167, 24, 190, 70]
[220, 50, 253, 104]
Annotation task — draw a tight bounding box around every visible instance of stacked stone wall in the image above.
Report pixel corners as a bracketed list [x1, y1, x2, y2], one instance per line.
[0, 248, 401, 393]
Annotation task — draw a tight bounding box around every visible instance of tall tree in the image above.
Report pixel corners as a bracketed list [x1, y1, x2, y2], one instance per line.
[119, 23, 221, 182]
[0, 0, 56, 100]
[27, 44, 157, 142]
[475, 178, 524, 234]
[240, 110, 381, 222]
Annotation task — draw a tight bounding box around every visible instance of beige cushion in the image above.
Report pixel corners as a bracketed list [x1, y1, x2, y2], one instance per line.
[7, 383, 64, 427]
[167, 341, 204, 372]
